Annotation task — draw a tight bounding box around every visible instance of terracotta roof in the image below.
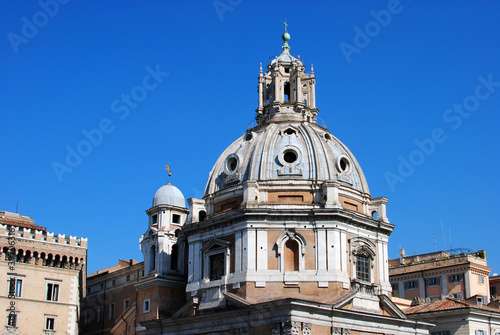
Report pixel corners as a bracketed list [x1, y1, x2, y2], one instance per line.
[0, 214, 46, 231]
[405, 298, 500, 315]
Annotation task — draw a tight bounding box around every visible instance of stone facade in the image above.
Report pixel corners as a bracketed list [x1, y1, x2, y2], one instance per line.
[0, 210, 87, 335]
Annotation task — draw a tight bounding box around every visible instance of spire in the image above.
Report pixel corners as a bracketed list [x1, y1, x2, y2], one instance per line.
[281, 19, 290, 54]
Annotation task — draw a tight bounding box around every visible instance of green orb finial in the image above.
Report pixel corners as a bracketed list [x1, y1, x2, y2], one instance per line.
[282, 31, 290, 42]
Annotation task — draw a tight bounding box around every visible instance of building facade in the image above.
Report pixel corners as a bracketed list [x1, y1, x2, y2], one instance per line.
[389, 249, 491, 303]
[405, 297, 500, 335]
[81, 259, 144, 335]
[490, 275, 500, 302]
[0, 210, 87, 335]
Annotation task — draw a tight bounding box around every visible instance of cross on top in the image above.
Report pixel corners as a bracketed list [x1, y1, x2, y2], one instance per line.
[283, 19, 288, 32]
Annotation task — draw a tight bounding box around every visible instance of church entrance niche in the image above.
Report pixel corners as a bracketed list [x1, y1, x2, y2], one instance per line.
[284, 239, 299, 271]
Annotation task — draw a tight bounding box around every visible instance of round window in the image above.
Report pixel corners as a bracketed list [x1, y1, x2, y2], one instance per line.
[283, 150, 297, 164]
[278, 146, 302, 167]
[336, 155, 352, 174]
[223, 154, 240, 175]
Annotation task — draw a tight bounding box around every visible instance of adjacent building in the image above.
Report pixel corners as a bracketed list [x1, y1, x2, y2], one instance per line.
[490, 275, 500, 302]
[405, 297, 500, 335]
[0, 210, 87, 334]
[389, 249, 491, 304]
[81, 259, 144, 335]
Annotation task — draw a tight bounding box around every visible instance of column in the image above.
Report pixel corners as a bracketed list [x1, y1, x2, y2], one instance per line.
[235, 231, 242, 273]
[193, 242, 202, 282]
[317, 229, 327, 270]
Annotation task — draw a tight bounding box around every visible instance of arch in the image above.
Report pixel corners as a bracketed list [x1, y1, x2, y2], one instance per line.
[150, 245, 156, 272]
[61, 255, 68, 268]
[24, 250, 31, 264]
[276, 230, 307, 272]
[284, 81, 290, 101]
[54, 254, 61, 268]
[198, 210, 206, 222]
[16, 249, 24, 262]
[46, 253, 54, 267]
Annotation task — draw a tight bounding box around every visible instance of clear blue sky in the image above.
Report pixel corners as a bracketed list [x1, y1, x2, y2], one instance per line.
[1, 1, 499, 275]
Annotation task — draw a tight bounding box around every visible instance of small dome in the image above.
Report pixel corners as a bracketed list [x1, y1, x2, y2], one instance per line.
[152, 183, 186, 208]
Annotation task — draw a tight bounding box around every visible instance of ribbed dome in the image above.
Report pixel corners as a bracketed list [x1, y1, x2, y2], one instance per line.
[153, 183, 186, 208]
[204, 121, 370, 197]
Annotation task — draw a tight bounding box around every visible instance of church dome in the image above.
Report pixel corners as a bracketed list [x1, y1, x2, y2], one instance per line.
[204, 122, 370, 197]
[153, 183, 186, 208]
[204, 28, 370, 199]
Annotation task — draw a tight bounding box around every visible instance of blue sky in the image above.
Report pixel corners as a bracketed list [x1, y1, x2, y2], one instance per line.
[1, 1, 499, 275]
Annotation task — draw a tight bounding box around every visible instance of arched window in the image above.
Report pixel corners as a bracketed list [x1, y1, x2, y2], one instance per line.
[198, 210, 206, 221]
[284, 239, 299, 271]
[349, 237, 376, 283]
[284, 82, 290, 101]
[276, 230, 307, 272]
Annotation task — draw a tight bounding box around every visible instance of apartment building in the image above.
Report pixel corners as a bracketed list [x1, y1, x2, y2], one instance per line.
[389, 249, 491, 304]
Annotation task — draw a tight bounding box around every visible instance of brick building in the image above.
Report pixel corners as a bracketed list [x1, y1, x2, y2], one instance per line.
[81, 259, 144, 335]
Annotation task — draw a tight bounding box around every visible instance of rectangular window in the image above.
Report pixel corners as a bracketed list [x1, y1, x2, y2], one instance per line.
[111, 279, 116, 286]
[152, 215, 158, 225]
[405, 281, 417, 290]
[356, 255, 370, 282]
[209, 253, 225, 281]
[9, 278, 22, 297]
[172, 214, 180, 224]
[97, 307, 103, 322]
[491, 286, 497, 299]
[109, 303, 115, 319]
[124, 299, 130, 311]
[144, 298, 150, 313]
[478, 275, 485, 284]
[449, 274, 464, 283]
[46, 283, 59, 301]
[449, 292, 463, 299]
[431, 332, 450, 335]
[476, 330, 486, 335]
[126, 275, 130, 282]
[427, 277, 440, 287]
[45, 317, 55, 330]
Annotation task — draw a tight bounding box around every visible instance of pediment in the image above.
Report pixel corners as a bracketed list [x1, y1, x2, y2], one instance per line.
[201, 238, 231, 252]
